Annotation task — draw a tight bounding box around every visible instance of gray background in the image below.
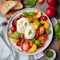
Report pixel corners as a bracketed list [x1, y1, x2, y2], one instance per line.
[0, 0, 60, 60]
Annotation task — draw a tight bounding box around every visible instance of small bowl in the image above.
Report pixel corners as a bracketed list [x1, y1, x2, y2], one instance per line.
[45, 49, 56, 60]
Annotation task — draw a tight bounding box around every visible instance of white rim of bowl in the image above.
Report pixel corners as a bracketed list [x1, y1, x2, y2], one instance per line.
[6, 8, 53, 55]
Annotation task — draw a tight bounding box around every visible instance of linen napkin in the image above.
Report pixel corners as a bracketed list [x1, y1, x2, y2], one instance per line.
[0, 16, 44, 60]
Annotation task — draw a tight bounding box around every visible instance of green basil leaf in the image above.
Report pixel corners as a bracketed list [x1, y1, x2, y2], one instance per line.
[53, 22, 60, 41]
[28, 11, 35, 16]
[24, 0, 37, 7]
[11, 32, 21, 39]
[54, 23, 60, 32]
[34, 40, 42, 46]
[28, 30, 32, 35]
[22, 12, 29, 17]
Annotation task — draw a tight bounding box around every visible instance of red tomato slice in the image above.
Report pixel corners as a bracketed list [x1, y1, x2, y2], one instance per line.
[23, 43, 29, 51]
[20, 43, 23, 49]
[10, 27, 16, 32]
[39, 26, 45, 35]
[35, 31, 40, 39]
[41, 16, 47, 21]
[41, 39, 46, 44]
[16, 41, 23, 49]
[44, 33, 48, 41]
[41, 33, 48, 44]
[22, 38, 28, 43]
[12, 19, 17, 27]
[19, 15, 24, 18]
[16, 42, 20, 46]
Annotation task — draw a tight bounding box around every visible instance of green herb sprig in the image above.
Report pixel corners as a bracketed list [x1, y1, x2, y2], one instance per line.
[53, 22, 60, 41]
[24, 0, 37, 7]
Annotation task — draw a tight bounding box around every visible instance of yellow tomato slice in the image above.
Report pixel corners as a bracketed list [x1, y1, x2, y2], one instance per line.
[28, 44, 37, 53]
[41, 21, 50, 29]
[12, 39, 19, 43]
[29, 41, 33, 47]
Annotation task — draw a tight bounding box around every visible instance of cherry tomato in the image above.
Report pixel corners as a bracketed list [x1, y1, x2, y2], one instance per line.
[12, 19, 17, 27]
[38, 0, 44, 4]
[16, 41, 21, 46]
[42, 16, 47, 21]
[46, 0, 57, 6]
[10, 27, 16, 32]
[39, 26, 45, 35]
[20, 43, 23, 49]
[16, 41, 23, 49]
[46, 7, 56, 17]
[23, 43, 29, 51]
[44, 33, 48, 40]
[22, 38, 28, 43]
[41, 39, 46, 44]
[35, 31, 40, 39]
[19, 15, 24, 18]
[41, 33, 48, 44]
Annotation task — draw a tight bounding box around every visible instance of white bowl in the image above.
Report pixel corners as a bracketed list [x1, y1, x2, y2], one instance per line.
[46, 49, 56, 60]
[6, 8, 53, 55]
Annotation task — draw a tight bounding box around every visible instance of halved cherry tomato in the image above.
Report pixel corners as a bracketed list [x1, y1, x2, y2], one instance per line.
[35, 31, 40, 39]
[20, 43, 23, 49]
[39, 33, 48, 44]
[39, 26, 45, 35]
[43, 33, 48, 40]
[16, 41, 21, 46]
[10, 27, 16, 32]
[22, 38, 28, 43]
[12, 19, 17, 27]
[23, 43, 29, 51]
[19, 15, 24, 18]
[41, 39, 46, 44]
[16, 41, 23, 49]
[41, 16, 47, 21]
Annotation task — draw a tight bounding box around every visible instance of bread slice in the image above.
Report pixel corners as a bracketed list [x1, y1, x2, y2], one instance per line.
[4, 10, 18, 19]
[0, 1, 17, 15]
[15, 0, 21, 2]
[3, 0, 21, 2]
[12, 2, 23, 10]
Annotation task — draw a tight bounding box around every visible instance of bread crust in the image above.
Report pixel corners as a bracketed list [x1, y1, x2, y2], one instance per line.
[0, 1, 17, 15]
[0, 0, 23, 19]
[12, 2, 23, 10]
[2, 0, 23, 10]
[4, 10, 18, 19]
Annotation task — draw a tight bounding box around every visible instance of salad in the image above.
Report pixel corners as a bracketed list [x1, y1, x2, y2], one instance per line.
[9, 10, 51, 53]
